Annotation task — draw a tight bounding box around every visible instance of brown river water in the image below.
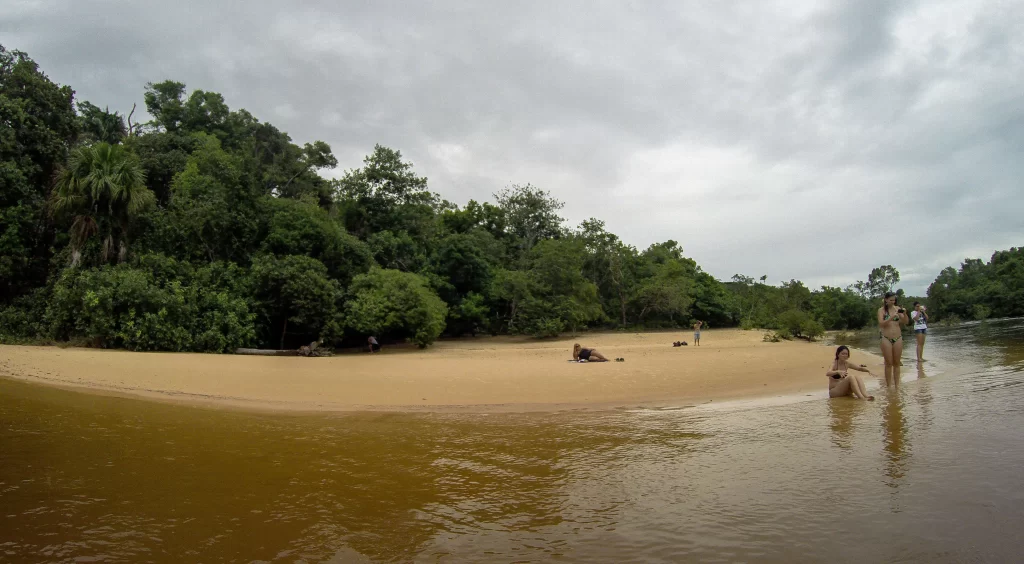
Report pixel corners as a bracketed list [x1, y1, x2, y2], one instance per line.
[2, 319, 1023, 562]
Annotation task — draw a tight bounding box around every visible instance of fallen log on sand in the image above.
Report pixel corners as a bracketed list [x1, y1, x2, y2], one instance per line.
[234, 348, 298, 357]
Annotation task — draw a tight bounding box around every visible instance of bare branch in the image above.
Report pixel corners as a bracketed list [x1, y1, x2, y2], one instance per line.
[126, 103, 141, 137]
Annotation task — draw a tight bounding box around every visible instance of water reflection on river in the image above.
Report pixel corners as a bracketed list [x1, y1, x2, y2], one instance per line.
[2, 320, 1023, 562]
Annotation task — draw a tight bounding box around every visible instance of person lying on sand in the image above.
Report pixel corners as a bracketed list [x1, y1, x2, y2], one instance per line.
[572, 343, 611, 362]
[827, 345, 876, 400]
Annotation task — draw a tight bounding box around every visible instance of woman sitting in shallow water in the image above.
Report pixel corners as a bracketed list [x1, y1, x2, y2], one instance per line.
[828, 345, 876, 400]
[572, 343, 610, 362]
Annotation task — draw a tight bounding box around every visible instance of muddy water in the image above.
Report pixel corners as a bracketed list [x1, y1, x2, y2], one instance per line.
[2, 319, 1023, 562]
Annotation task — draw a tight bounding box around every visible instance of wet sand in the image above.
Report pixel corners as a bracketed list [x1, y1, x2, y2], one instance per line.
[0, 329, 873, 412]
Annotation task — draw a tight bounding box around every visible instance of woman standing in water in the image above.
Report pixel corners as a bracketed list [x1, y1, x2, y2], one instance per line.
[910, 301, 928, 362]
[878, 292, 908, 386]
[828, 345, 875, 400]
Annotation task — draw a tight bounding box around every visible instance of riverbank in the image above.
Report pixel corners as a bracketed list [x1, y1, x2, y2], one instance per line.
[0, 329, 875, 413]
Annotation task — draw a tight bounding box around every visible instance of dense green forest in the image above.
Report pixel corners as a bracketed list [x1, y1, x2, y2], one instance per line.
[1, 46, 1020, 351]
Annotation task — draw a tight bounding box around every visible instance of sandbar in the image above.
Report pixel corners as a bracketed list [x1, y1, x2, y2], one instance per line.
[0, 329, 876, 413]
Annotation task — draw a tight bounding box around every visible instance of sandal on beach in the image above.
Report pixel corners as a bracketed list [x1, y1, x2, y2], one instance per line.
[615, 358, 625, 362]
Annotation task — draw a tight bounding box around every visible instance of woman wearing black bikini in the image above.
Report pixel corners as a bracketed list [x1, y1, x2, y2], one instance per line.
[572, 343, 610, 362]
[828, 345, 875, 400]
[878, 292, 908, 387]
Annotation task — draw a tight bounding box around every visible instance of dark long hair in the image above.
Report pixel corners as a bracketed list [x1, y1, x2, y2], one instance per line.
[883, 291, 897, 315]
[834, 345, 850, 369]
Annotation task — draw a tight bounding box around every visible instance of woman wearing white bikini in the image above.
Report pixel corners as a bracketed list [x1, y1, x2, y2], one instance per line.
[910, 302, 928, 362]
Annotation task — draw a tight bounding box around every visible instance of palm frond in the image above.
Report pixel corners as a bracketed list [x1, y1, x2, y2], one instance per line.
[53, 142, 153, 266]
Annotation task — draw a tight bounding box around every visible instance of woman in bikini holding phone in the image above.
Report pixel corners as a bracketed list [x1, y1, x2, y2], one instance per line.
[878, 291, 908, 387]
[827, 345, 875, 400]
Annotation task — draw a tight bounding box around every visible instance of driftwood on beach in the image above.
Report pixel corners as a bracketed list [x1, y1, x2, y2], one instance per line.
[234, 340, 332, 357]
[234, 348, 299, 357]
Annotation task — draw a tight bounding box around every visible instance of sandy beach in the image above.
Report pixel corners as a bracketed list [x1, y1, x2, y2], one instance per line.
[0, 329, 873, 412]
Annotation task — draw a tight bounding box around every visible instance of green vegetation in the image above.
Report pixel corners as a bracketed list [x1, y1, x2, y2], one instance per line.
[926, 249, 1024, 321]
[1, 45, 1019, 351]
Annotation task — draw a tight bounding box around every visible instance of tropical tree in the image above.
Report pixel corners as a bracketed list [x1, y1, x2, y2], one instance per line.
[494, 183, 565, 260]
[344, 267, 449, 347]
[578, 218, 638, 326]
[810, 286, 873, 329]
[76, 101, 126, 144]
[0, 44, 78, 301]
[926, 248, 1024, 321]
[633, 256, 693, 324]
[866, 265, 901, 298]
[259, 195, 372, 285]
[51, 142, 155, 265]
[249, 254, 341, 349]
[335, 144, 438, 238]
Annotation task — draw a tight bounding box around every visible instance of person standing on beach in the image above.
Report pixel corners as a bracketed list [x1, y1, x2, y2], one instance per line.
[693, 320, 703, 346]
[878, 292, 907, 386]
[911, 302, 928, 362]
[368, 336, 381, 353]
[827, 345, 875, 400]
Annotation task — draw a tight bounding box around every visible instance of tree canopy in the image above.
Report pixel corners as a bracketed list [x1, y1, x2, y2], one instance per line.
[0, 45, 1010, 351]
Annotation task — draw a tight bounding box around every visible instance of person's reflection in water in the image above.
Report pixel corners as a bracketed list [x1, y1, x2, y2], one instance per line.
[881, 390, 909, 513]
[827, 399, 863, 450]
[914, 363, 934, 432]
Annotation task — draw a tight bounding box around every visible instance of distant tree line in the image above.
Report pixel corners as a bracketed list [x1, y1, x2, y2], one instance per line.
[1, 45, 1018, 351]
[924, 248, 1024, 323]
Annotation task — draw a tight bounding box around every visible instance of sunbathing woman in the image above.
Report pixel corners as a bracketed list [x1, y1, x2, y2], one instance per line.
[828, 345, 875, 400]
[878, 292, 908, 387]
[572, 343, 610, 362]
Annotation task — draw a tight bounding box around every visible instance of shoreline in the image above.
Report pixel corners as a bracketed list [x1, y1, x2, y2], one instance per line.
[0, 329, 881, 414]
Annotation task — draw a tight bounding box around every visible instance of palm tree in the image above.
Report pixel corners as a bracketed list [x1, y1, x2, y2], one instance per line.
[86, 111, 127, 144]
[51, 143, 155, 265]
[76, 101, 127, 144]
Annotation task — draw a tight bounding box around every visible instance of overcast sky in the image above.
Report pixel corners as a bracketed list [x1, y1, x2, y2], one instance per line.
[4, 0, 1022, 294]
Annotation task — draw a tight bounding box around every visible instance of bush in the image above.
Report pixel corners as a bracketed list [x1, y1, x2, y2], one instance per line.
[776, 309, 826, 340]
[831, 330, 855, 345]
[739, 317, 757, 330]
[799, 318, 826, 341]
[344, 268, 448, 347]
[777, 309, 808, 336]
[0, 289, 50, 343]
[526, 316, 566, 338]
[44, 259, 256, 352]
[446, 292, 489, 336]
[47, 266, 188, 350]
[763, 328, 792, 342]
